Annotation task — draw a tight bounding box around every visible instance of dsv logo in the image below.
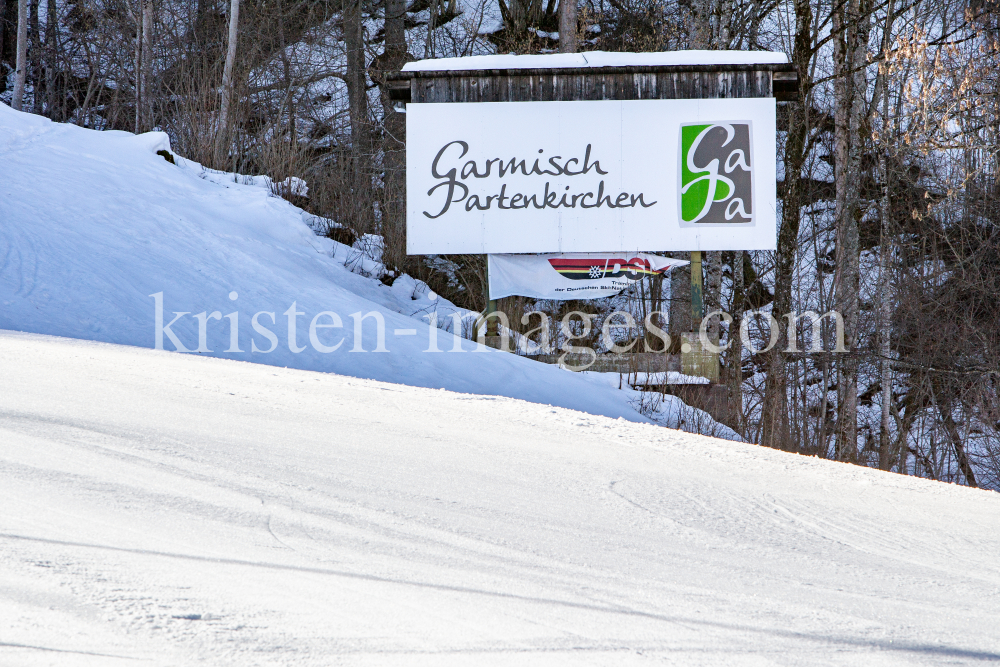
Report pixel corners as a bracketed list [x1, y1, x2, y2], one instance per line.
[679, 123, 753, 224]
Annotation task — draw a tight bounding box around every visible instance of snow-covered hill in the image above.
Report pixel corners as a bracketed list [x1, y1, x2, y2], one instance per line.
[1, 331, 999, 666]
[0, 103, 673, 425]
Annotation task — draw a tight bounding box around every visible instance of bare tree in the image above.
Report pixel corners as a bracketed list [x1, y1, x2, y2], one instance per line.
[140, 0, 153, 131]
[27, 0, 38, 112]
[832, 0, 869, 462]
[875, 0, 896, 470]
[761, 0, 814, 451]
[215, 0, 240, 165]
[343, 0, 369, 155]
[130, 0, 141, 133]
[43, 0, 55, 117]
[11, 0, 26, 110]
[728, 250, 746, 435]
[379, 0, 409, 271]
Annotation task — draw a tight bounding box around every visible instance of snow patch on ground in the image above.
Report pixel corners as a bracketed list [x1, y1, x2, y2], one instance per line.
[0, 331, 997, 666]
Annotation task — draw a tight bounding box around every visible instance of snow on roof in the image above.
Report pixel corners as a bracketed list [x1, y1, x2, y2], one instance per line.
[401, 50, 789, 72]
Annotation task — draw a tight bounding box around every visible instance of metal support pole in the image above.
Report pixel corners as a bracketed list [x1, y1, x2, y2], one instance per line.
[690, 250, 704, 330]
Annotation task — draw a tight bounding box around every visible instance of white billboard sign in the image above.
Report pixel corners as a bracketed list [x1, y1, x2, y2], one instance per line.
[406, 98, 777, 254]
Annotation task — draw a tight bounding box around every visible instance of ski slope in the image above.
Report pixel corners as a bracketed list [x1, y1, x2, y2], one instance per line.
[0, 103, 683, 426]
[2, 331, 999, 666]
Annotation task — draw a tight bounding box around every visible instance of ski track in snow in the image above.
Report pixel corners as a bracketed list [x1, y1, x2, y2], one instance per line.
[1, 332, 999, 666]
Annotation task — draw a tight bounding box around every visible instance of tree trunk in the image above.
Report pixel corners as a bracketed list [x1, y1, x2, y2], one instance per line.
[140, 0, 153, 131]
[343, 0, 369, 156]
[28, 0, 38, 112]
[424, 0, 437, 58]
[833, 0, 867, 463]
[877, 0, 895, 471]
[380, 0, 408, 272]
[44, 0, 56, 119]
[877, 177, 893, 470]
[132, 0, 141, 133]
[0, 2, 5, 82]
[193, 0, 211, 46]
[939, 404, 977, 488]
[717, 0, 733, 48]
[215, 0, 240, 167]
[891, 393, 920, 475]
[668, 262, 691, 342]
[688, 0, 711, 48]
[12, 0, 27, 111]
[728, 251, 745, 436]
[761, 0, 811, 451]
[558, 0, 577, 53]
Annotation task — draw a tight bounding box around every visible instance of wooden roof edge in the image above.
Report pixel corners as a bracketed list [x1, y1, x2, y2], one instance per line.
[386, 63, 796, 81]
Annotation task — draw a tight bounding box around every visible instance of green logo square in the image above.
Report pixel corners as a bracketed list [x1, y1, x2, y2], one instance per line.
[680, 123, 754, 224]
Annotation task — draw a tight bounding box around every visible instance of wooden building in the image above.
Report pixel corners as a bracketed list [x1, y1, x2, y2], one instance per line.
[387, 53, 798, 105]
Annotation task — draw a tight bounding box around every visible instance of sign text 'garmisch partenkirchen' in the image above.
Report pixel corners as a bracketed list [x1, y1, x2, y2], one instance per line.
[424, 141, 656, 219]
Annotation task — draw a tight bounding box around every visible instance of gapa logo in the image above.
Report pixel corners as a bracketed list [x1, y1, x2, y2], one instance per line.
[679, 122, 753, 224]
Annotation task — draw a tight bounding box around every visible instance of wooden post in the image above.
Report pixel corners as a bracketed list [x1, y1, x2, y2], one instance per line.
[484, 259, 500, 339]
[486, 301, 499, 336]
[690, 250, 704, 329]
[682, 250, 718, 381]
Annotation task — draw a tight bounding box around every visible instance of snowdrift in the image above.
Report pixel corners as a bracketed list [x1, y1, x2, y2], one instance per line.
[1, 331, 998, 665]
[1, 103, 665, 423]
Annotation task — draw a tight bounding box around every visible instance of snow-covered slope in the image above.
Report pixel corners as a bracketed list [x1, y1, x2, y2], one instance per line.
[0, 104, 659, 423]
[1, 331, 998, 666]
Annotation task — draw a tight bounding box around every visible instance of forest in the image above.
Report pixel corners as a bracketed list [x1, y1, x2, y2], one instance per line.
[2, 0, 999, 489]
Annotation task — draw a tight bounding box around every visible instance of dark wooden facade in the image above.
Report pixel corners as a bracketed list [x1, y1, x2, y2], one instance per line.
[387, 64, 798, 104]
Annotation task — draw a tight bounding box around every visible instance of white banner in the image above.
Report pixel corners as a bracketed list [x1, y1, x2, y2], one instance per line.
[407, 98, 777, 254]
[488, 253, 689, 300]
